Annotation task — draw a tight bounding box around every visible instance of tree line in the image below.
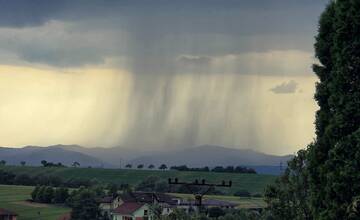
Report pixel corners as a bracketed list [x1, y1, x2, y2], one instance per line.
[170, 165, 256, 174]
[0, 169, 129, 190]
[31, 185, 112, 220]
[125, 163, 168, 170]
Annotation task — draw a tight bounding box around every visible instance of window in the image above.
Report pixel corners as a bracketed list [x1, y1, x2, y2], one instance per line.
[144, 210, 148, 215]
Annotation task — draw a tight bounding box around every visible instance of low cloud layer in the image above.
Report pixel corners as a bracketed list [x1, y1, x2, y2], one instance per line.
[270, 80, 299, 94]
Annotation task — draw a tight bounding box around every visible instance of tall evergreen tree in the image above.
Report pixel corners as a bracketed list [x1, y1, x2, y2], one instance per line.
[266, 1, 360, 219]
[309, 0, 360, 218]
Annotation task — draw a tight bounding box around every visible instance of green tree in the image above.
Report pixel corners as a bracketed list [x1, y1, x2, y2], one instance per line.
[43, 186, 54, 203]
[148, 164, 155, 169]
[266, 1, 360, 219]
[72, 161, 80, 167]
[107, 184, 118, 197]
[41, 160, 47, 167]
[70, 189, 102, 220]
[20, 161, 26, 166]
[0, 160, 6, 166]
[54, 187, 69, 204]
[208, 207, 225, 218]
[35, 186, 46, 202]
[308, 1, 360, 218]
[31, 185, 40, 201]
[265, 149, 311, 220]
[137, 164, 144, 169]
[159, 164, 167, 170]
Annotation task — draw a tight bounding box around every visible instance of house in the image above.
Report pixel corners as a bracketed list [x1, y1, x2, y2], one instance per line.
[112, 202, 152, 220]
[99, 196, 124, 217]
[202, 199, 238, 209]
[123, 192, 179, 216]
[99, 192, 179, 218]
[177, 199, 238, 213]
[0, 208, 17, 220]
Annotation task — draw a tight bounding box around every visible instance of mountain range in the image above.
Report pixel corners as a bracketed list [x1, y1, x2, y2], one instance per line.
[0, 144, 292, 175]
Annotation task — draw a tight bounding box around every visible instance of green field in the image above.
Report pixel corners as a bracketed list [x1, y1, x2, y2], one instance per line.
[0, 185, 70, 220]
[170, 193, 266, 209]
[0, 184, 265, 219]
[0, 166, 276, 195]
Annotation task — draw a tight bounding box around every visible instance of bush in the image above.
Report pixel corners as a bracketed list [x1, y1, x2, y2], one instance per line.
[208, 207, 226, 218]
[234, 190, 251, 197]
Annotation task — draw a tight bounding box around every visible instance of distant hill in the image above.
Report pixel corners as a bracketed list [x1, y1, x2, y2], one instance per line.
[0, 144, 292, 174]
[50, 144, 154, 167]
[0, 145, 109, 167]
[129, 145, 292, 167]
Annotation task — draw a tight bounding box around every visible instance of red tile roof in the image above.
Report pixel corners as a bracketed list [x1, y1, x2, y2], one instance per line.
[113, 202, 144, 215]
[0, 208, 17, 216]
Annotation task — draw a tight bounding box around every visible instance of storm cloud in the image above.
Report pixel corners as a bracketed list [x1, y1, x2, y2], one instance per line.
[0, 0, 327, 154]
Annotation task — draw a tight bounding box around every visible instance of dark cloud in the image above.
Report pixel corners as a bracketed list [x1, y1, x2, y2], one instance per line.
[0, 0, 328, 68]
[270, 80, 299, 94]
[177, 55, 211, 66]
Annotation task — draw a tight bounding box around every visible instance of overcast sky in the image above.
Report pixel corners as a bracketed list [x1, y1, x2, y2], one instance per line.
[0, 0, 329, 155]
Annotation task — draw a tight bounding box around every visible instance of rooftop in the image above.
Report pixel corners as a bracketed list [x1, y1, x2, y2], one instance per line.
[0, 208, 17, 216]
[113, 202, 145, 215]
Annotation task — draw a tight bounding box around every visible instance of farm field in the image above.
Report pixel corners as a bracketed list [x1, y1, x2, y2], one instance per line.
[0, 185, 70, 220]
[0, 184, 265, 218]
[169, 193, 266, 209]
[0, 166, 276, 195]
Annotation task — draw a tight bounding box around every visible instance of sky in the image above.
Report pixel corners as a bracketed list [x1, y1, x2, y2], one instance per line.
[0, 0, 330, 155]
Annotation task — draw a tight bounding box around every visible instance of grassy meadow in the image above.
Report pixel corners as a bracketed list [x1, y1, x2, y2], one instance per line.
[0, 185, 70, 220]
[0, 166, 276, 195]
[169, 193, 266, 209]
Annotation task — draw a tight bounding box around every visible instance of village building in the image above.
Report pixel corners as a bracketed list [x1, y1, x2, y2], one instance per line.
[177, 199, 238, 213]
[112, 202, 151, 220]
[99, 192, 179, 219]
[99, 196, 124, 216]
[99, 192, 241, 219]
[99, 192, 181, 219]
[0, 208, 18, 220]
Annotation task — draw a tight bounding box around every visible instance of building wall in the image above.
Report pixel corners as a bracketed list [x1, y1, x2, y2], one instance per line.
[112, 204, 152, 220]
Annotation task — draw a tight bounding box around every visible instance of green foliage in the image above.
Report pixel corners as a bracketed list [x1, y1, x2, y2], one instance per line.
[135, 176, 163, 192]
[159, 164, 168, 170]
[70, 188, 102, 220]
[31, 185, 40, 200]
[54, 187, 69, 204]
[233, 190, 251, 197]
[208, 207, 225, 218]
[266, 1, 360, 219]
[265, 150, 311, 220]
[0, 185, 70, 220]
[107, 183, 118, 197]
[0, 165, 275, 195]
[72, 161, 80, 167]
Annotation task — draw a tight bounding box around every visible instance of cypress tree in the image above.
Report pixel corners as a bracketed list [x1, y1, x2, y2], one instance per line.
[266, 1, 360, 219]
